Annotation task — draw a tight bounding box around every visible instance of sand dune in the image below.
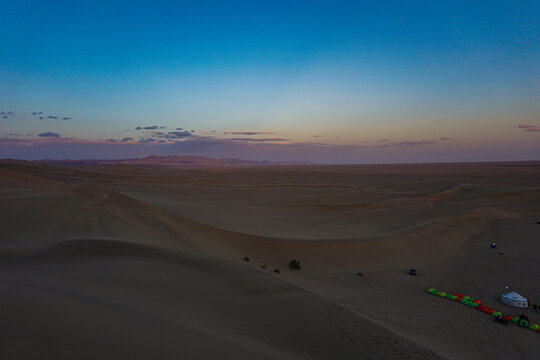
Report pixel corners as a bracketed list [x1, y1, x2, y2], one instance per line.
[1, 160, 539, 359]
[0, 166, 67, 189]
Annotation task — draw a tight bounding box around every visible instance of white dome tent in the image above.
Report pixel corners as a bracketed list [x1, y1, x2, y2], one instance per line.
[501, 291, 528, 308]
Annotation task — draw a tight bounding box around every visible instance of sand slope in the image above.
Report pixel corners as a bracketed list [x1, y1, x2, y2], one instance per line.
[0, 162, 446, 360]
[1, 160, 539, 359]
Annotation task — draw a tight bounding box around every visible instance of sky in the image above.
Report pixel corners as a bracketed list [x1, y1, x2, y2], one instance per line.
[0, 0, 539, 163]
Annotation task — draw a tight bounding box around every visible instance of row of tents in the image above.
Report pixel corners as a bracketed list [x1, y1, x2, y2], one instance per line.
[427, 288, 539, 333]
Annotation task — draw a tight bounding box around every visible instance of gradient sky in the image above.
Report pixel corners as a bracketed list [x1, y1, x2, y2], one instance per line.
[1, 0, 539, 163]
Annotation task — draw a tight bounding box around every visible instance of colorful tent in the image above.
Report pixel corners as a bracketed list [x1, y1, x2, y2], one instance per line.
[501, 291, 528, 308]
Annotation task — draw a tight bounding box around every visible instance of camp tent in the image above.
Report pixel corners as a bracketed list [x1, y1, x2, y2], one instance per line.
[501, 291, 528, 308]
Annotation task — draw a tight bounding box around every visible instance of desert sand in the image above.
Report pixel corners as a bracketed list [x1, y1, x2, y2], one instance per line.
[1, 159, 539, 359]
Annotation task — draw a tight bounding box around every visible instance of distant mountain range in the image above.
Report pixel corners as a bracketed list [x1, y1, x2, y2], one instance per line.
[35, 155, 315, 167]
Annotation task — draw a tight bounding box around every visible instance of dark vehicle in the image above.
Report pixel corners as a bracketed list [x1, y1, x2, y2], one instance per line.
[494, 315, 508, 325]
[409, 268, 417, 276]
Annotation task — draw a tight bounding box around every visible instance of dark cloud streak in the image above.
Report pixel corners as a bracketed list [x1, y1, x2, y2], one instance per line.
[516, 124, 540, 132]
[159, 131, 192, 139]
[38, 131, 61, 138]
[136, 126, 160, 130]
[230, 137, 287, 142]
[138, 138, 156, 143]
[224, 131, 276, 135]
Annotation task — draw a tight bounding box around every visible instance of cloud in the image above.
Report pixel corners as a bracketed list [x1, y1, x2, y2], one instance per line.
[199, 131, 217, 135]
[120, 137, 134, 142]
[138, 137, 156, 143]
[31, 112, 72, 120]
[176, 128, 183, 130]
[38, 131, 61, 138]
[4, 133, 22, 137]
[371, 138, 445, 149]
[224, 131, 276, 135]
[230, 137, 288, 142]
[516, 124, 540, 132]
[159, 131, 192, 139]
[105, 139, 117, 143]
[397, 140, 437, 146]
[135, 125, 160, 130]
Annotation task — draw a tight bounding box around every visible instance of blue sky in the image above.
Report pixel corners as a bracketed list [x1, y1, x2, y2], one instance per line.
[0, 0, 539, 162]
